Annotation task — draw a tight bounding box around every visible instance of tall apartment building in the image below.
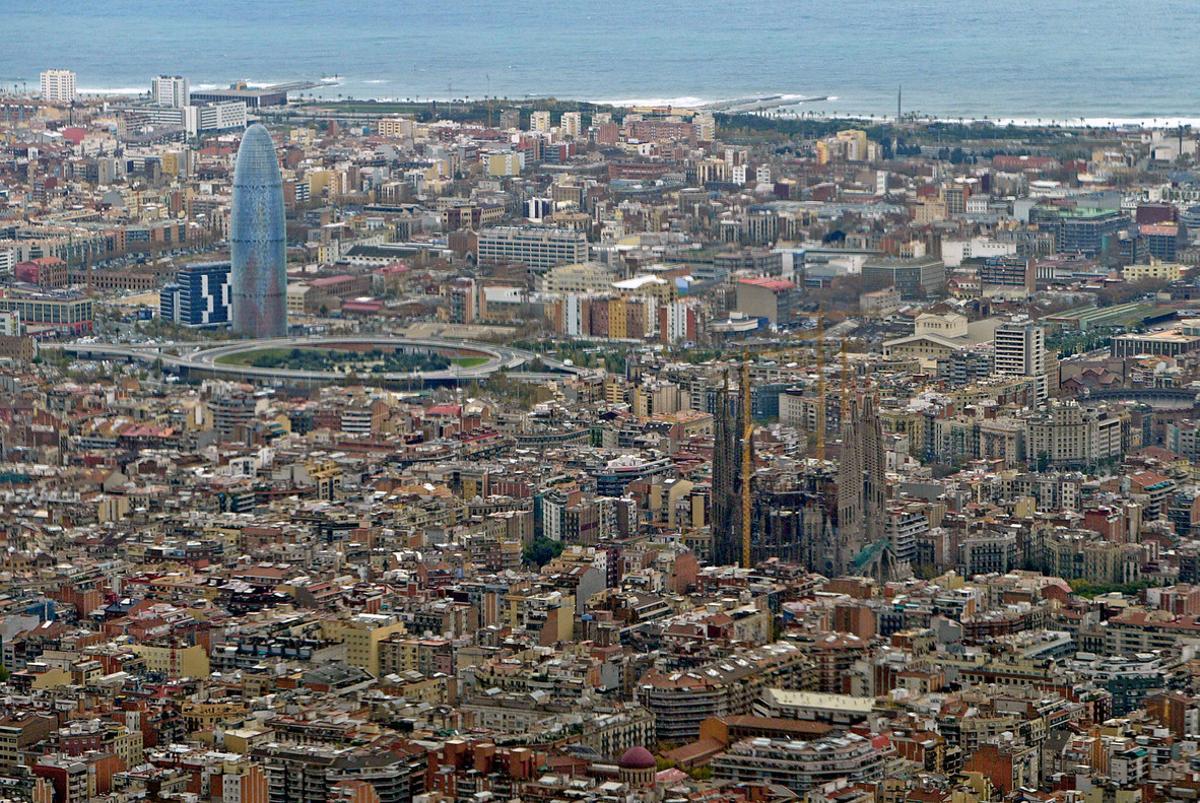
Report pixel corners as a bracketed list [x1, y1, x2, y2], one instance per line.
[994, 319, 1048, 400]
[39, 70, 76, 103]
[529, 110, 552, 133]
[694, 112, 716, 141]
[476, 226, 589, 273]
[560, 111, 582, 138]
[151, 75, 189, 107]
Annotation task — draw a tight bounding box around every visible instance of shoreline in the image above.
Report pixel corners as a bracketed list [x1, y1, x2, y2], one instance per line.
[55, 82, 1200, 131]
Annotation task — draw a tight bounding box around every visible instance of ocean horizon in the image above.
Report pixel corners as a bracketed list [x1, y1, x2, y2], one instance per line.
[6, 0, 1200, 124]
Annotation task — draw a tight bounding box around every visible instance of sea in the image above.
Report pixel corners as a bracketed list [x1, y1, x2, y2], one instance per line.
[5, 0, 1200, 126]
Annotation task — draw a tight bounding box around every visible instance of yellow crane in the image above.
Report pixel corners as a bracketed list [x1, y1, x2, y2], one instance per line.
[755, 317, 827, 460]
[840, 339, 852, 421]
[814, 313, 826, 461]
[740, 354, 753, 569]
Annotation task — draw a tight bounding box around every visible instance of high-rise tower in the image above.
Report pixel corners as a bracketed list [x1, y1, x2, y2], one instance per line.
[151, 75, 190, 108]
[39, 70, 76, 103]
[230, 124, 287, 338]
[994, 318, 1048, 400]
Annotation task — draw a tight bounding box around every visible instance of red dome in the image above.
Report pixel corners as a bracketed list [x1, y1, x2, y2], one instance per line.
[619, 746, 656, 770]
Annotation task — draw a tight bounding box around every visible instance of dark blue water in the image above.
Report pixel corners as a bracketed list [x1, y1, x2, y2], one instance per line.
[4, 0, 1199, 121]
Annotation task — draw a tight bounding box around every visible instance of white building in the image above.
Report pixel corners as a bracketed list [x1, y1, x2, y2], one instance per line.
[562, 294, 584, 337]
[530, 110, 551, 133]
[0, 246, 16, 277]
[151, 75, 189, 108]
[661, 300, 691, 344]
[995, 319, 1047, 400]
[194, 101, 246, 133]
[941, 236, 1018, 268]
[39, 69, 76, 103]
[476, 226, 589, 273]
[125, 101, 246, 137]
[525, 197, 554, 222]
[560, 111, 582, 138]
[0, 310, 20, 336]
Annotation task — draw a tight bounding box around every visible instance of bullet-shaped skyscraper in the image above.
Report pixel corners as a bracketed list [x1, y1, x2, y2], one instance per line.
[230, 124, 287, 338]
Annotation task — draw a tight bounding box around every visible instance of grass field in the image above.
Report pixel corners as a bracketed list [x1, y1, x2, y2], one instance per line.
[214, 347, 303, 366]
[450, 356, 488, 368]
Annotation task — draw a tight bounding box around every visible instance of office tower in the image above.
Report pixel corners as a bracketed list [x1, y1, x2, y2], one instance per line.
[159, 262, 231, 327]
[39, 70, 76, 103]
[994, 319, 1048, 400]
[711, 375, 742, 566]
[230, 124, 287, 338]
[151, 75, 189, 108]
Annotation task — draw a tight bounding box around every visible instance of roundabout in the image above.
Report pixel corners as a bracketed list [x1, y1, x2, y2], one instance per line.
[58, 335, 579, 386]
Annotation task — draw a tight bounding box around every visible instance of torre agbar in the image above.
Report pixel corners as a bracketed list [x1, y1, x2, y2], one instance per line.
[230, 123, 287, 338]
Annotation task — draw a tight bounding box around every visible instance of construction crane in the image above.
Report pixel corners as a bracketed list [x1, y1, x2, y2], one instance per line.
[751, 316, 829, 460]
[840, 340, 853, 421]
[740, 354, 753, 570]
[814, 313, 826, 461]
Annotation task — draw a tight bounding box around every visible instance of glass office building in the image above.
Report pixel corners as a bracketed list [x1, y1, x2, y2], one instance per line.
[230, 124, 287, 338]
[160, 262, 231, 328]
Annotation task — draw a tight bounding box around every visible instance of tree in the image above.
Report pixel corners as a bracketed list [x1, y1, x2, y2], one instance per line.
[523, 536, 563, 568]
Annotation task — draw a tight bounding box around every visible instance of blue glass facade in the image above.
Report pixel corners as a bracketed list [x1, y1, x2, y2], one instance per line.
[160, 261, 231, 327]
[160, 284, 179, 323]
[230, 124, 287, 338]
